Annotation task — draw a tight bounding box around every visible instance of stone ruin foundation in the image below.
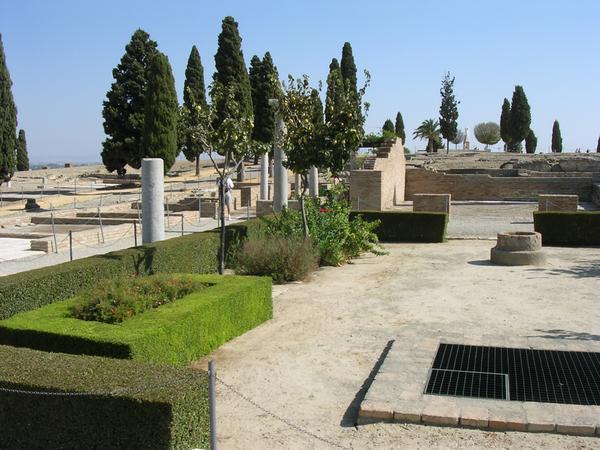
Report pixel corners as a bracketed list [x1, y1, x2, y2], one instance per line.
[490, 231, 546, 266]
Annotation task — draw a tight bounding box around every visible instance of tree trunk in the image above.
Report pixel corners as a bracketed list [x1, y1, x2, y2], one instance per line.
[195, 154, 200, 176]
[446, 139, 450, 154]
[218, 175, 226, 275]
[237, 161, 245, 182]
[300, 174, 309, 239]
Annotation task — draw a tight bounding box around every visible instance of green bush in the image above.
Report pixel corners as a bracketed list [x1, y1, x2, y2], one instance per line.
[350, 211, 448, 242]
[0, 274, 272, 366]
[534, 211, 600, 245]
[0, 345, 208, 449]
[71, 274, 210, 323]
[0, 219, 263, 320]
[262, 185, 383, 266]
[236, 235, 319, 283]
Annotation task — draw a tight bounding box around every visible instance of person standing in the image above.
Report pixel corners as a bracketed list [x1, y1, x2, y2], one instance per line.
[217, 176, 235, 220]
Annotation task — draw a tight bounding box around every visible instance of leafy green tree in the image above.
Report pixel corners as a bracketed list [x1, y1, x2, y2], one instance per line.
[141, 52, 179, 174]
[382, 119, 395, 134]
[500, 98, 511, 151]
[340, 42, 357, 94]
[451, 129, 465, 149]
[101, 29, 158, 175]
[394, 112, 406, 144]
[213, 16, 253, 181]
[16, 129, 29, 171]
[473, 122, 501, 150]
[439, 72, 459, 153]
[507, 85, 531, 152]
[413, 119, 441, 153]
[0, 34, 17, 184]
[551, 120, 562, 153]
[525, 129, 537, 154]
[180, 45, 207, 175]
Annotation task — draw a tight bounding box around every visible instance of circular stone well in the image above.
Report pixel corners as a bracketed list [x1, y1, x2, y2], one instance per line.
[490, 231, 546, 266]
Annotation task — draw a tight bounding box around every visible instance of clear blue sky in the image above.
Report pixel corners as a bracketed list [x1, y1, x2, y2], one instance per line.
[1, 0, 599, 163]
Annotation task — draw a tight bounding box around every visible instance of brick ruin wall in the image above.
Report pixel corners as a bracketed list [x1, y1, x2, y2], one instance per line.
[405, 169, 595, 201]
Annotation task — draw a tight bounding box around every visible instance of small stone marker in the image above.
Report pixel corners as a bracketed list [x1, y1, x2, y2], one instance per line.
[490, 231, 546, 266]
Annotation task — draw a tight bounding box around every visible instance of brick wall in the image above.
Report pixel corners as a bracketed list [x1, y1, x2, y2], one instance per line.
[538, 195, 578, 211]
[405, 169, 594, 201]
[413, 194, 451, 213]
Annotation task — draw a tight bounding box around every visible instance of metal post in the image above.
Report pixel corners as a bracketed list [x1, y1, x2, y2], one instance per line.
[198, 197, 202, 222]
[50, 212, 58, 254]
[69, 231, 73, 261]
[208, 360, 217, 450]
[181, 215, 184, 236]
[97, 207, 105, 243]
[165, 197, 170, 229]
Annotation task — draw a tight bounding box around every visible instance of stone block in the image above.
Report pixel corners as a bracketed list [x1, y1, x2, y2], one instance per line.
[413, 193, 451, 214]
[421, 398, 460, 426]
[538, 194, 578, 211]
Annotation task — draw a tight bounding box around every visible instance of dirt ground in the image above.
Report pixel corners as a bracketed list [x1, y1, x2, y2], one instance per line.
[193, 241, 600, 449]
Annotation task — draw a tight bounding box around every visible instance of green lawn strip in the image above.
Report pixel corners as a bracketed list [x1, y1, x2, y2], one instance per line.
[0, 344, 209, 449]
[0, 274, 272, 366]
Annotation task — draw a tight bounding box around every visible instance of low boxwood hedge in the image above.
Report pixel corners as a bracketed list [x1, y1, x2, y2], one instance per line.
[0, 274, 272, 366]
[0, 219, 263, 320]
[0, 344, 208, 449]
[350, 211, 448, 242]
[533, 211, 600, 245]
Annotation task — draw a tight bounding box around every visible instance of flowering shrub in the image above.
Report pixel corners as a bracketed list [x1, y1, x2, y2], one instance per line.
[263, 184, 384, 266]
[70, 274, 209, 323]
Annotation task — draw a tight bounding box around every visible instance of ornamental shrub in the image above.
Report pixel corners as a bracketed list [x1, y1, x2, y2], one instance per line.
[236, 235, 319, 283]
[70, 274, 209, 323]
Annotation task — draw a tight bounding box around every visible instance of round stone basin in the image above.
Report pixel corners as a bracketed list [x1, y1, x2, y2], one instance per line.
[491, 231, 546, 266]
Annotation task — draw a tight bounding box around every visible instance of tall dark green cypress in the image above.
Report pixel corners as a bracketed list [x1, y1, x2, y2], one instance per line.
[250, 52, 279, 145]
[500, 98, 511, 151]
[181, 45, 207, 174]
[394, 112, 406, 144]
[310, 89, 323, 127]
[16, 129, 29, 171]
[525, 129, 537, 154]
[439, 72, 459, 153]
[0, 34, 17, 184]
[141, 52, 179, 174]
[101, 29, 158, 174]
[340, 42, 357, 95]
[597, 136, 600, 153]
[325, 58, 344, 124]
[213, 16, 253, 180]
[508, 85, 531, 152]
[382, 119, 395, 134]
[551, 120, 562, 153]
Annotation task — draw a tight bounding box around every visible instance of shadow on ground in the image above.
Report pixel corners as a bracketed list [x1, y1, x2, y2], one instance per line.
[340, 340, 394, 428]
[529, 329, 600, 341]
[527, 259, 600, 278]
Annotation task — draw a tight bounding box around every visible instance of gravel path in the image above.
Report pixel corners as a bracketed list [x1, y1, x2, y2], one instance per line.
[193, 241, 600, 449]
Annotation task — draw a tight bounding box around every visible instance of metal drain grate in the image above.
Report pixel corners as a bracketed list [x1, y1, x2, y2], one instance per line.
[424, 343, 600, 405]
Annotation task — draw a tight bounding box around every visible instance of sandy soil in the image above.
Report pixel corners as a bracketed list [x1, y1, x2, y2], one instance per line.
[193, 241, 600, 449]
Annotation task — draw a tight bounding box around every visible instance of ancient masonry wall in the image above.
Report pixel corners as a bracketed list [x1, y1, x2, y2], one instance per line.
[538, 195, 578, 212]
[405, 169, 595, 201]
[350, 138, 406, 210]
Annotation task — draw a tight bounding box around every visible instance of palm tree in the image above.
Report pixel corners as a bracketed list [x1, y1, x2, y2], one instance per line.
[413, 119, 441, 153]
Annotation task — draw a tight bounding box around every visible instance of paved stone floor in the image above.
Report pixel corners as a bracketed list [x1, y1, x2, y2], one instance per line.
[359, 328, 600, 435]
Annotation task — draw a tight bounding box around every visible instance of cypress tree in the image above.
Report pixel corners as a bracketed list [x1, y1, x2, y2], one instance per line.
[16, 129, 29, 171]
[250, 52, 279, 145]
[325, 58, 344, 124]
[500, 98, 511, 151]
[141, 52, 179, 174]
[101, 29, 158, 175]
[181, 45, 207, 175]
[0, 34, 17, 184]
[394, 112, 406, 144]
[310, 88, 323, 127]
[340, 42, 357, 95]
[382, 119, 395, 134]
[597, 136, 600, 153]
[508, 85, 531, 152]
[213, 16, 253, 180]
[525, 129, 537, 154]
[551, 120, 562, 153]
[439, 72, 459, 153]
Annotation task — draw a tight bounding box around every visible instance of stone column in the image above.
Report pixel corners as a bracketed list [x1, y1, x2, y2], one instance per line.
[272, 103, 288, 212]
[309, 165, 318, 197]
[141, 158, 165, 244]
[259, 152, 269, 201]
[294, 173, 301, 198]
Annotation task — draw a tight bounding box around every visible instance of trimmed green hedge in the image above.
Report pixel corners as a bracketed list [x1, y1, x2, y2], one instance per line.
[0, 274, 272, 366]
[350, 211, 448, 242]
[534, 211, 600, 246]
[0, 219, 263, 320]
[0, 345, 208, 449]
